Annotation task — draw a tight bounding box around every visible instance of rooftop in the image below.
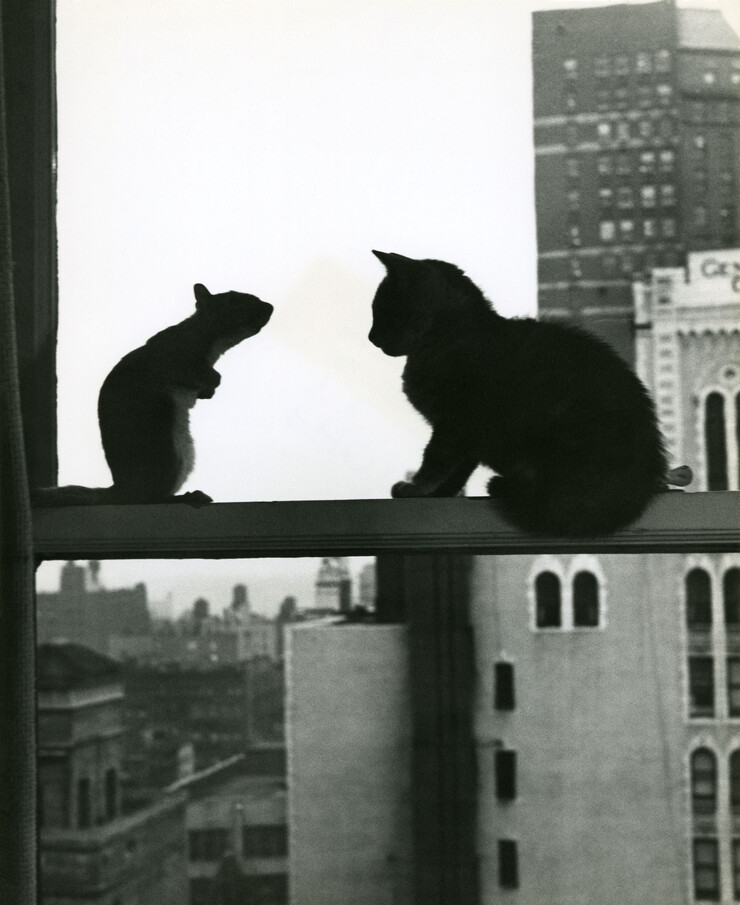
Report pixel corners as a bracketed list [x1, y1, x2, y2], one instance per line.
[678, 8, 740, 51]
[37, 641, 121, 690]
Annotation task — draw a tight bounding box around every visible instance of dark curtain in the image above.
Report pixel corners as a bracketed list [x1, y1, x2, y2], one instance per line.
[0, 8, 38, 902]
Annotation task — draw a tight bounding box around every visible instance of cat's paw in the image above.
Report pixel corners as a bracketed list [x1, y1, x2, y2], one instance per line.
[180, 490, 213, 508]
[391, 480, 426, 498]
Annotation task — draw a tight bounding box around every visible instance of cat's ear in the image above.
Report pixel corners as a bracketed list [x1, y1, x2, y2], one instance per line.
[194, 283, 211, 308]
[372, 250, 413, 270]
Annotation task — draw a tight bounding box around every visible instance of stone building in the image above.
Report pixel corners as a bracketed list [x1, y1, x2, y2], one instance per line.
[37, 641, 187, 905]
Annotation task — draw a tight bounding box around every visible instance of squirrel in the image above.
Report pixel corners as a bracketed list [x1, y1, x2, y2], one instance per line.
[32, 283, 273, 507]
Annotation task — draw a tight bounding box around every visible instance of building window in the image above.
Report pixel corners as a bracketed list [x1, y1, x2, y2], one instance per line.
[495, 750, 517, 801]
[599, 220, 617, 242]
[636, 52, 652, 74]
[594, 56, 610, 78]
[569, 224, 581, 247]
[639, 151, 656, 175]
[569, 257, 582, 279]
[77, 777, 91, 829]
[655, 49, 672, 73]
[596, 89, 610, 111]
[189, 828, 230, 862]
[694, 204, 708, 232]
[659, 149, 675, 173]
[494, 662, 515, 711]
[498, 840, 520, 890]
[705, 393, 729, 491]
[643, 218, 657, 239]
[565, 91, 578, 112]
[689, 657, 715, 718]
[617, 187, 634, 209]
[535, 572, 561, 628]
[567, 190, 581, 211]
[694, 133, 707, 151]
[619, 219, 634, 241]
[563, 58, 578, 79]
[686, 569, 712, 628]
[616, 121, 630, 142]
[638, 119, 653, 139]
[597, 121, 612, 143]
[662, 217, 677, 238]
[691, 748, 717, 815]
[614, 87, 629, 110]
[573, 572, 599, 627]
[640, 186, 656, 208]
[616, 153, 631, 176]
[242, 825, 288, 858]
[728, 659, 740, 718]
[599, 187, 614, 207]
[614, 55, 630, 76]
[597, 155, 613, 177]
[104, 768, 117, 821]
[602, 253, 617, 274]
[725, 569, 740, 628]
[566, 157, 580, 180]
[656, 83, 673, 104]
[731, 751, 740, 815]
[693, 838, 720, 901]
[660, 185, 676, 207]
[637, 85, 652, 109]
[703, 71, 717, 86]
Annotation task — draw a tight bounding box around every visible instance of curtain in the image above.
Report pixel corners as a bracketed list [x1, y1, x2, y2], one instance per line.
[0, 8, 38, 902]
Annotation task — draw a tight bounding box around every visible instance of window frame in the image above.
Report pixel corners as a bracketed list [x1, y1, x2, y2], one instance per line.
[9, 6, 740, 905]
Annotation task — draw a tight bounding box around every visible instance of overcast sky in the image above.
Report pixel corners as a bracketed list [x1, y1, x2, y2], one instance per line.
[36, 0, 740, 615]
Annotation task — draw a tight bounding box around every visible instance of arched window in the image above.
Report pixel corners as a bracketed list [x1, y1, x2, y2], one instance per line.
[686, 569, 712, 628]
[725, 569, 740, 627]
[691, 748, 717, 814]
[730, 750, 740, 815]
[573, 572, 599, 627]
[535, 572, 561, 628]
[77, 777, 91, 829]
[705, 392, 728, 490]
[105, 768, 118, 821]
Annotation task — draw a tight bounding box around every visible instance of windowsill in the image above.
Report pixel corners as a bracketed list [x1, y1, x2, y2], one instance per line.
[31, 491, 740, 561]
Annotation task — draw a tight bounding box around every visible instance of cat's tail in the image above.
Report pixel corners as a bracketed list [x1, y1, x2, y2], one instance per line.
[31, 485, 116, 507]
[488, 462, 686, 537]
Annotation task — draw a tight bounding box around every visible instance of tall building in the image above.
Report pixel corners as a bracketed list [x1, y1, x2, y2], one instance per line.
[36, 561, 151, 656]
[533, 0, 740, 361]
[314, 557, 352, 612]
[37, 642, 188, 905]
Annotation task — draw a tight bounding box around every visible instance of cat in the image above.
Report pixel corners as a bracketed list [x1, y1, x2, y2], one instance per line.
[32, 283, 273, 506]
[369, 250, 691, 536]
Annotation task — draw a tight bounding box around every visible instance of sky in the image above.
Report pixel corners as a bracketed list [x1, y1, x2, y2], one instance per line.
[35, 0, 740, 615]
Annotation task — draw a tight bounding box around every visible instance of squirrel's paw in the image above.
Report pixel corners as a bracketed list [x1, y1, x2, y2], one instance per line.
[391, 480, 427, 498]
[180, 490, 213, 508]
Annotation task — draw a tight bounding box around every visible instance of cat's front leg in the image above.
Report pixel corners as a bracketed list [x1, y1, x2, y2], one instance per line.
[392, 428, 477, 498]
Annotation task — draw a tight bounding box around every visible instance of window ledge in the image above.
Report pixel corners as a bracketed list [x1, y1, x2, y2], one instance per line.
[31, 492, 740, 560]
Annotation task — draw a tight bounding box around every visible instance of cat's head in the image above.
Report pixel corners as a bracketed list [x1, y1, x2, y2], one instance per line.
[369, 250, 488, 356]
[193, 283, 273, 341]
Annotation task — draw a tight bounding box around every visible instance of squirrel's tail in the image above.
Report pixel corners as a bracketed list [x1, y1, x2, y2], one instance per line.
[31, 485, 116, 507]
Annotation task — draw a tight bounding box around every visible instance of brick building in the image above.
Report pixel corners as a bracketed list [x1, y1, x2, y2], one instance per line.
[533, 0, 740, 361]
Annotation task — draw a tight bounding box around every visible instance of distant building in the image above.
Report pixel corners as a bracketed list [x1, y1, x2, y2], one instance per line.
[358, 562, 377, 612]
[167, 750, 288, 905]
[533, 0, 740, 362]
[123, 658, 284, 774]
[37, 561, 150, 656]
[634, 246, 740, 487]
[314, 557, 352, 612]
[286, 622, 413, 905]
[37, 641, 187, 905]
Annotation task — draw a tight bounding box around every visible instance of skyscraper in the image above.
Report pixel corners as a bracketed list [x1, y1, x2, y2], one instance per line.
[533, 0, 740, 362]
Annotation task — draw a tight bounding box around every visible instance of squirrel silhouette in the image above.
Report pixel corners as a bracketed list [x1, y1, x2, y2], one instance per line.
[369, 250, 692, 536]
[33, 283, 273, 506]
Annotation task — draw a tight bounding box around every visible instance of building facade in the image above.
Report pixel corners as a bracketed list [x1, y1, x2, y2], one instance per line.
[37, 642, 188, 905]
[533, 0, 740, 362]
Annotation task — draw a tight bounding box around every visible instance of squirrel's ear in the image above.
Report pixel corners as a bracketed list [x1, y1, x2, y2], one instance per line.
[193, 283, 211, 308]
